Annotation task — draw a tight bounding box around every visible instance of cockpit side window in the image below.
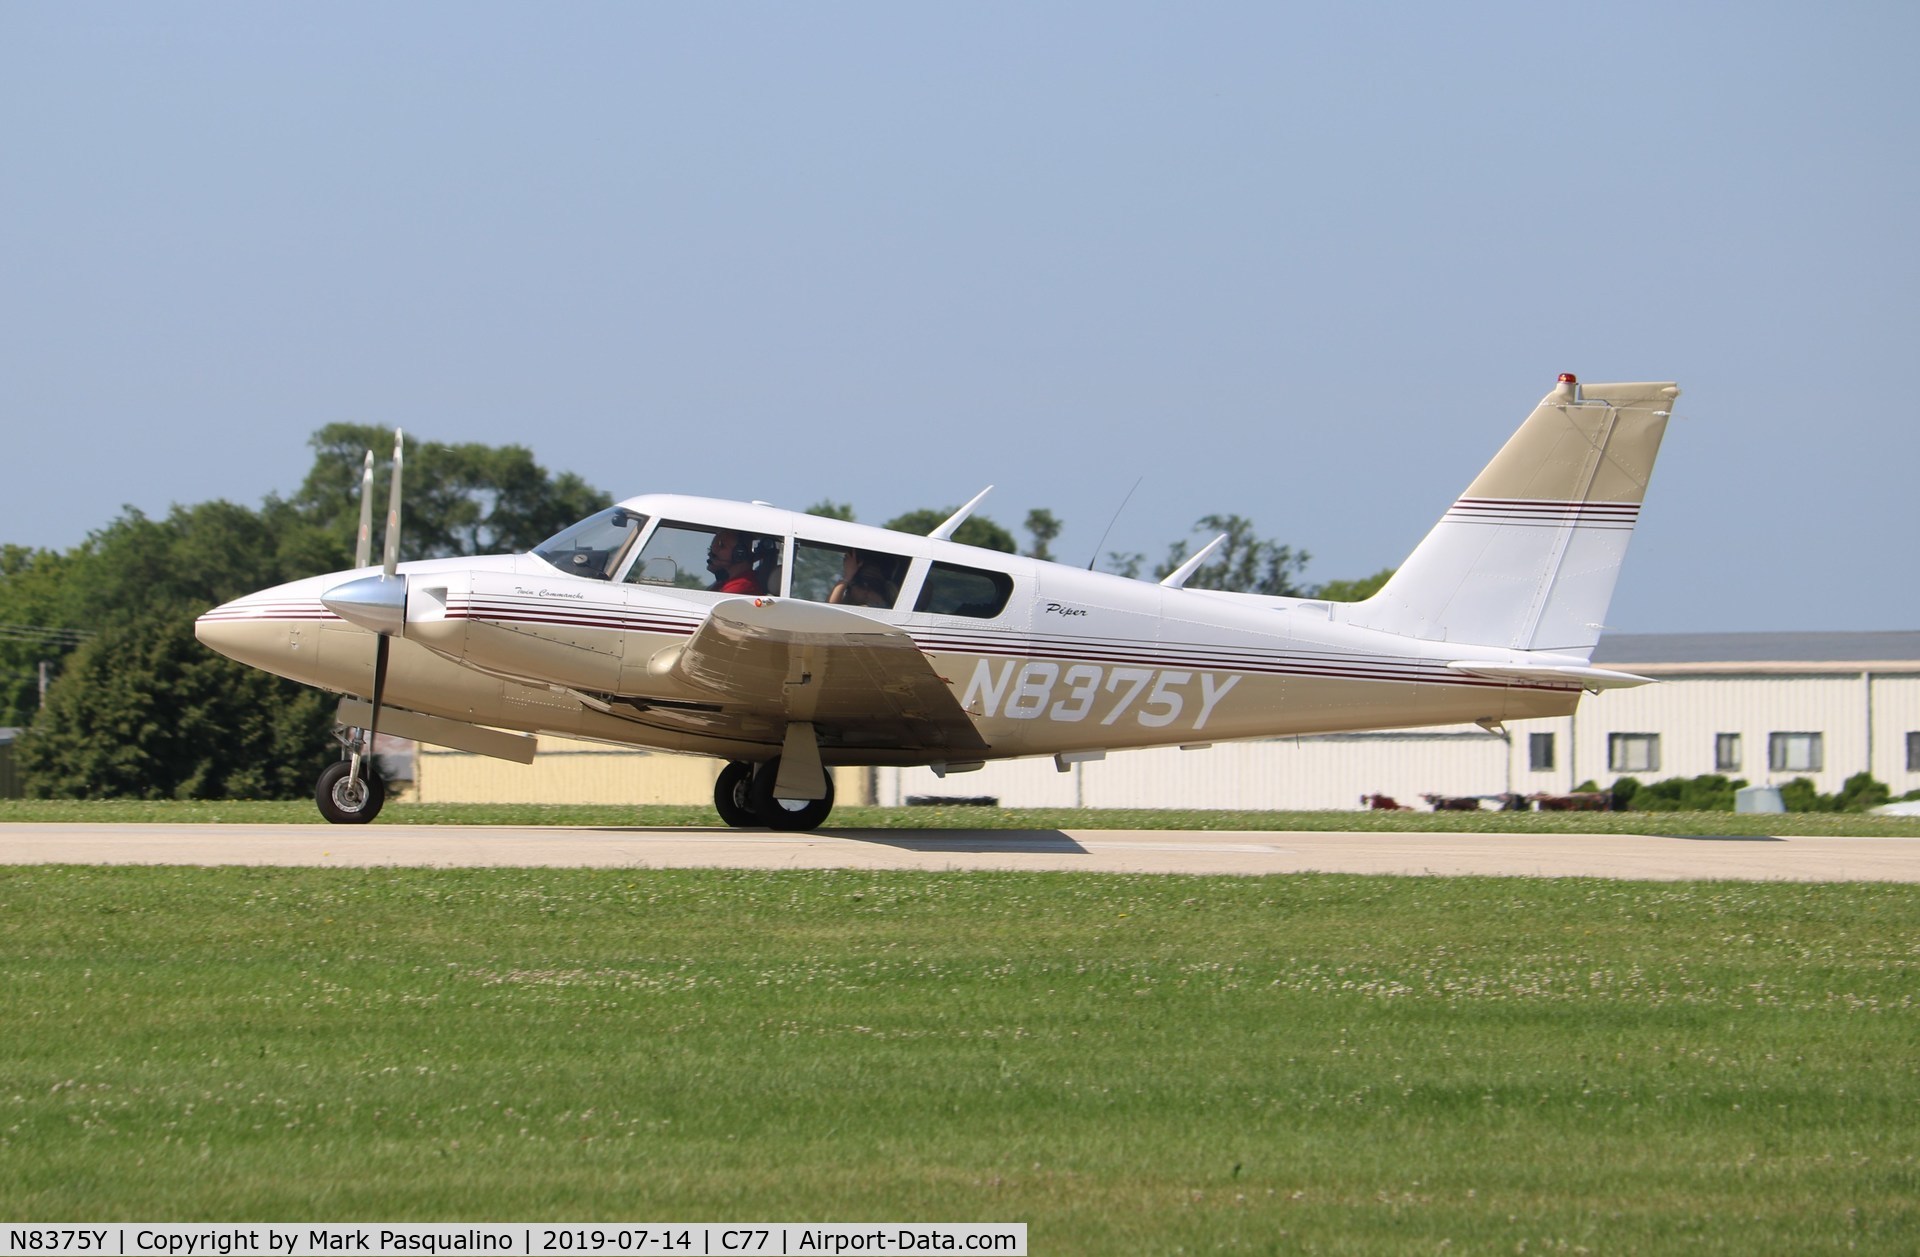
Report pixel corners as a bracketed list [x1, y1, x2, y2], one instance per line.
[627, 521, 784, 596]
[532, 507, 648, 581]
[791, 540, 910, 610]
[913, 561, 1014, 619]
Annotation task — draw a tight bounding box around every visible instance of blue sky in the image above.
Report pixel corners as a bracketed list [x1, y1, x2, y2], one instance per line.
[3, 3, 1914, 632]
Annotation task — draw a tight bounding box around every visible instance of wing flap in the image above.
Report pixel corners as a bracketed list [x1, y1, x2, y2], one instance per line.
[645, 598, 990, 755]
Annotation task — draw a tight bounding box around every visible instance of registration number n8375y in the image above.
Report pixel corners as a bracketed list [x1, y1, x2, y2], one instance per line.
[961, 659, 1241, 729]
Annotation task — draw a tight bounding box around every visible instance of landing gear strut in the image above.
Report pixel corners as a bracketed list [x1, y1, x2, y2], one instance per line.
[713, 758, 835, 831]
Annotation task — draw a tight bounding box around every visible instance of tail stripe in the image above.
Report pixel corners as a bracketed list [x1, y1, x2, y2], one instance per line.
[1446, 498, 1641, 530]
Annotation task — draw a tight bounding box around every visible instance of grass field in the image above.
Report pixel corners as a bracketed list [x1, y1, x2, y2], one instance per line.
[5, 797, 1920, 837]
[1, 863, 1915, 1252]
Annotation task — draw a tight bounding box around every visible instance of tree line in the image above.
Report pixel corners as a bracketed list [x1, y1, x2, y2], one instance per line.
[828, 502, 1393, 603]
[1, 430, 1385, 799]
[1, 426, 607, 799]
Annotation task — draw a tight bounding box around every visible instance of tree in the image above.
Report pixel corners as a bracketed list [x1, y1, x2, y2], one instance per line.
[1615, 774, 1748, 812]
[19, 615, 335, 799]
[1023, 509, 1062, 561]
[805, 500, 856, 522]
[12, 426, 616, 800]
[282, 424, 610, 566]
[1155, 514, 1308, 595]
[0, 545, 87, 726]
[884, 508, 1018, 554]
[1312, 567, 1396, 602]
[1779, 773, 1893, 813]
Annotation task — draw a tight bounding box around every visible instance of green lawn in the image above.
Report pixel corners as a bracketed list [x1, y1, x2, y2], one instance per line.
[5, 797, 1919, 836]
[1, 866, 1915, 1252]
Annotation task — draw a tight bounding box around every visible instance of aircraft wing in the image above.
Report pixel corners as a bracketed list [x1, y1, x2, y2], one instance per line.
[615, 598, 991, 758]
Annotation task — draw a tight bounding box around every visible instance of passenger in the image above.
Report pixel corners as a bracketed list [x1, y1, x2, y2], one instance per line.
[707, 531, 767, 595]
[829, 550, 896, 608]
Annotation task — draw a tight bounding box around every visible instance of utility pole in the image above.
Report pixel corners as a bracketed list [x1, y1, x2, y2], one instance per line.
[38, 660, 48, 708]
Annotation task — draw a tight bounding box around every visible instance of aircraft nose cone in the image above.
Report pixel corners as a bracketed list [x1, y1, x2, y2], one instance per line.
[194, 601, 303, 676]
[321, 574, 408, 636]
[193, 605, 245, 658]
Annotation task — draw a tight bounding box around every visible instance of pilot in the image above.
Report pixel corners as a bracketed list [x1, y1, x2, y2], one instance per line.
[707, 531, 767, 595]
[829, 549, 895, 608]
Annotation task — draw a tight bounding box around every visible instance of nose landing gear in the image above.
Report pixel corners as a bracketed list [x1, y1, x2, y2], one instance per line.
[317, 724, 386, 824]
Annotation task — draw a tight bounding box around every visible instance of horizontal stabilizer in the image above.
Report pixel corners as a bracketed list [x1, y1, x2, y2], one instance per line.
[1443, 661, 1653, 691]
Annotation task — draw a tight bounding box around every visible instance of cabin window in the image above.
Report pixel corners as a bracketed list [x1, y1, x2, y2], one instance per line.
[1608, 733, 1660, 774]
[532, 507, 647, 581]
[626, 521, 783, 596]
[1528, 732, 1554, 772]
[791, 540, 910, 610]
[914, 561, 1014, 619]
[1768, 732, 1823, 774]
[1715, 733, 1743, 773]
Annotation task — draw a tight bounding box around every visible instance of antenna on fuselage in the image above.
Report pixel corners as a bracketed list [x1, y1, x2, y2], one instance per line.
[1086, 475, 1143, 572]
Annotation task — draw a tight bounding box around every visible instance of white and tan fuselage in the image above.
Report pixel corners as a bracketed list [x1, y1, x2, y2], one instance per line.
[199, 526, 1588, 769]
[197, 376, 1676, 792]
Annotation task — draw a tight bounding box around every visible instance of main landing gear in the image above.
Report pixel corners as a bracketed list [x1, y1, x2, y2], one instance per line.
[317, 725, 386, 824]
[714, 758, 835, 831]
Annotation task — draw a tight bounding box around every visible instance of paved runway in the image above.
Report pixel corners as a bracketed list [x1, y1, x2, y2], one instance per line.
[4, 823, 1919, 881]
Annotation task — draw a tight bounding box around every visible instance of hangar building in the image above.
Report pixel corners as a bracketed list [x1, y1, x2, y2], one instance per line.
[413, 632, 1920, 811]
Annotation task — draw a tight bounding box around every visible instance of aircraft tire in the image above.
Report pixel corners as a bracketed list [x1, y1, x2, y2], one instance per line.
[316, 760, 386, 825]
[713, 761, 757, 828]
[748, 758, 835, 831]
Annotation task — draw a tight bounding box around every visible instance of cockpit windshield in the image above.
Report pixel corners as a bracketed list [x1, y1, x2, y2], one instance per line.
[531, 507, 648, 581]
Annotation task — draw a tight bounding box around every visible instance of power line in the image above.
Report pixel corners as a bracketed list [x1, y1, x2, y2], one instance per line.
[0, 622, 92, 646]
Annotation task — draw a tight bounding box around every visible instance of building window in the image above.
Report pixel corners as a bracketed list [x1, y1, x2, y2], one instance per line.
[1715, 733, 1742, 773]
[1908, 732, 1920, 773]
[1769, 732, 1824, 774]
[1608, 733, 1660, 774]
[1528, 732, 1555, 772]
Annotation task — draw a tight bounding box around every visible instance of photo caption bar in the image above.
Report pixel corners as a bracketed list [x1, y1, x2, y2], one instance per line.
[0, 1226, 1025, 1257]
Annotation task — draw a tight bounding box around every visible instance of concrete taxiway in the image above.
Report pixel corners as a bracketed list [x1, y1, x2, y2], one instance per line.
[3, 823, 1919, 881]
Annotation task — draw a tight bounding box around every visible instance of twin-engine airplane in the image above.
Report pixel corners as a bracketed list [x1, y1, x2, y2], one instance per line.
[197, 374, 1677, 828]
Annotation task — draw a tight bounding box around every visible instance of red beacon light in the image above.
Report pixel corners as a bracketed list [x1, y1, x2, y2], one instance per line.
[1553, 372, 1579, 401]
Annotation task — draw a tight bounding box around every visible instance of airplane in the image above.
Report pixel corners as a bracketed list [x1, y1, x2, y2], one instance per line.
[195, 373, 1678, 828]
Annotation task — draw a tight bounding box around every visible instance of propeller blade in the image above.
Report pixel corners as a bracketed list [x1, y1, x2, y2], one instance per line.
[344, 631, 393, 798]
[368, 633, 391, 748]
[353, 450, 376, 569]
[382, 429, 404, 579]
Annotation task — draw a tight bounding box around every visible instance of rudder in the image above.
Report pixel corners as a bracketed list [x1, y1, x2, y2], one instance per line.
[1342, 375, 1677, 653]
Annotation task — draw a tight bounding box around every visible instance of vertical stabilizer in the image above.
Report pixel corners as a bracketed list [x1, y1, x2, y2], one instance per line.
[1343, 376, 1677, 653]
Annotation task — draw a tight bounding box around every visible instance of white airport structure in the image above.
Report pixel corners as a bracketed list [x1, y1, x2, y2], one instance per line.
[412, 632, 1920, 812]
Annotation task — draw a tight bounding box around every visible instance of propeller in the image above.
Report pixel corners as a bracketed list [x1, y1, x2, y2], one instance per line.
[353, 450, 375, 569]
[321, 430, 406, 799]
